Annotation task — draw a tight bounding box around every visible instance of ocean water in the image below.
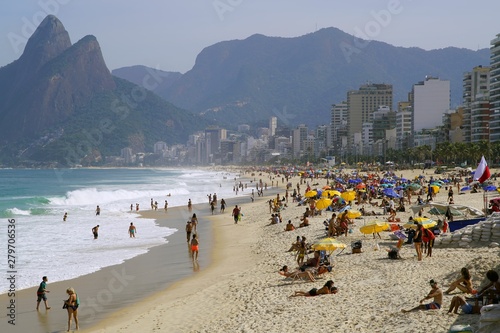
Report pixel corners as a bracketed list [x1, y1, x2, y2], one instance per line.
[0, 168, 238, 294]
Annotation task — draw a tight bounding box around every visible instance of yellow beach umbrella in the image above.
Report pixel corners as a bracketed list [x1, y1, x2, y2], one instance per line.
[305, 190, 317, 198]
[311, 237, 347, 252]
[403, 217, 437, 229]
[340, 210, 362, 219]
[360, 221, 389, 235]
[315, 198, 332, 210]
[341, 190, 356, 202]
[322, 190, 341, 197]
[431, 185, 440, 194]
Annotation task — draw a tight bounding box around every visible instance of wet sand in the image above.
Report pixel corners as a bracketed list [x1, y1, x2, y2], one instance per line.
[0, 199, 224, 333]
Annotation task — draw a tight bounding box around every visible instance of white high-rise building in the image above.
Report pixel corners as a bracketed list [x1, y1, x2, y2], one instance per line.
[330, 101, 348, 149]
[292, 124, 308, 157]
[269, 117, 277, 137]
[411, 76, 450, 133]
[490, 34, 500, 142]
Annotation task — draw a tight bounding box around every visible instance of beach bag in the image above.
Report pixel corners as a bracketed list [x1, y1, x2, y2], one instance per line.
[352, 240, 362, 249]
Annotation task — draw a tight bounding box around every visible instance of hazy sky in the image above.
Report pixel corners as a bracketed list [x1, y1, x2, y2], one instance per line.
[1, 0, 499, 73]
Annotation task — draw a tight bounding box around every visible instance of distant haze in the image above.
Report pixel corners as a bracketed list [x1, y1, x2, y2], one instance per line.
[1, 0, 499, 73]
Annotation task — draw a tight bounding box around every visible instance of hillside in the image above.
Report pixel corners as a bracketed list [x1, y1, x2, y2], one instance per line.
[0, 15, 206, 166]
[160, 28, 489, 128]
[112, 65, 182, 97]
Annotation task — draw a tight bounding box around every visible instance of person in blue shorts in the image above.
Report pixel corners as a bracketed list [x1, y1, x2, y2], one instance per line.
[36, 276, 51, 310]
[448, 295, 480, 314]
[401, 279, 443, 313]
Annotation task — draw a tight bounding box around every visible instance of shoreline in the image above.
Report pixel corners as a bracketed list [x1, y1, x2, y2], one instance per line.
[86, 169, 500, 333]
[0, 171, 262, 332]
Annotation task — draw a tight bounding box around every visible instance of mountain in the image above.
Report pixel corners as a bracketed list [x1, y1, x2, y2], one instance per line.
[112, 65, 182, 97]
[0, 15, 205, 166]
[160, 28, 490, 128]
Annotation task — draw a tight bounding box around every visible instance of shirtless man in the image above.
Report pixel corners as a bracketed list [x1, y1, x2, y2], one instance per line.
[128, 223, 137, 238]
[92, 225, 99, 239]
[401, 279, 443, 313]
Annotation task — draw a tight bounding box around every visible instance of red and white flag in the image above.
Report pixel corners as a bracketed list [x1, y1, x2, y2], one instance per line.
[473, 156, 491, 183]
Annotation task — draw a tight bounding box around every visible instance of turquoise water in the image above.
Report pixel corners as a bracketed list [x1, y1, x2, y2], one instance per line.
[0, 168, 237, 293]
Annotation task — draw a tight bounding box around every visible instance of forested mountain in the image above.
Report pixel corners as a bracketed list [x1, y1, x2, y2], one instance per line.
[0, 16, 205, 166]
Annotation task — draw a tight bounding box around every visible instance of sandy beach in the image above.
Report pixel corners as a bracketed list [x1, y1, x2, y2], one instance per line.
[77, 167, 499, 333]
[3, 168, 499, 333]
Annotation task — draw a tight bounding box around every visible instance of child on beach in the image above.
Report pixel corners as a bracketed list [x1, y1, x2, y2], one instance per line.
[36, 276, 50, 310]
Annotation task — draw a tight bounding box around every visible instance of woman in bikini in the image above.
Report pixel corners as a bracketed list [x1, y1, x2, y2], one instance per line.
[445, 267, 473, 294]
[190, 234, 199, 260]
[290, 280, 336, 297]
[64, 287, 79, 331]
[413, 223, 423, 261]
[279, 265, 315, 282]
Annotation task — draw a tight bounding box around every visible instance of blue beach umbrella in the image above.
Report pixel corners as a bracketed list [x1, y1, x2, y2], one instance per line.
[484, 185, 497, 192]
[460, 186, 471, 192]
[383, 188, 401, 198]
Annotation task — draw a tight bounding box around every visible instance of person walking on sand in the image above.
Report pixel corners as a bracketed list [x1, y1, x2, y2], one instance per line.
[186, 221, 193, 242]
[64, 287, 79, 331]
[191, 213, 198, 232]
[401, 279, 443, 313]
[63, 212, 68, 221]
[129, 222, 137, 238]
[232, 205, 240, 224]
[95, 205, 101, 216]
[220, 198, 226, 213]
[190, 234, 199, 260]
[413, 223, 423, 261]
[36, 276, 51, 310]
[164, 200, 168, 212]
[92, 225, 99, 239]
[188, 199, 192, 212]
[210, 200, 216, 214]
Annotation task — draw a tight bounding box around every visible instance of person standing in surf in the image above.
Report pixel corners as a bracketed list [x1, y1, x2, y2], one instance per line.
[92, 225, 99, 239]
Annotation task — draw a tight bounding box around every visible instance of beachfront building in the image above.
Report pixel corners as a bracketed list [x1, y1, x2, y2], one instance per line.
[490, 34, 500, 142]
[120, 147, 134, 164]
[153, 141, 168, 155]
[470, 97, 491, 143]
[330, 101, 348, 152]
[443, 107, 466, 143]
[292, 124, 308, 157]
[220, 139, 241, 164]
[205, 127, 227, 163]
[347, 84, 393, 148]
[411, 77, 450, 141]
[372, 106, 396, 143]
[462, 66, 490, 142]
[395, 104, 412, 150]
[315, 125, 331, 157]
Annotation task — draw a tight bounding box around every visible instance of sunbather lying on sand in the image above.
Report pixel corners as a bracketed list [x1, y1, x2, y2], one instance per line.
[279, 265, 315, 282]
[290, 280, 336, 297]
